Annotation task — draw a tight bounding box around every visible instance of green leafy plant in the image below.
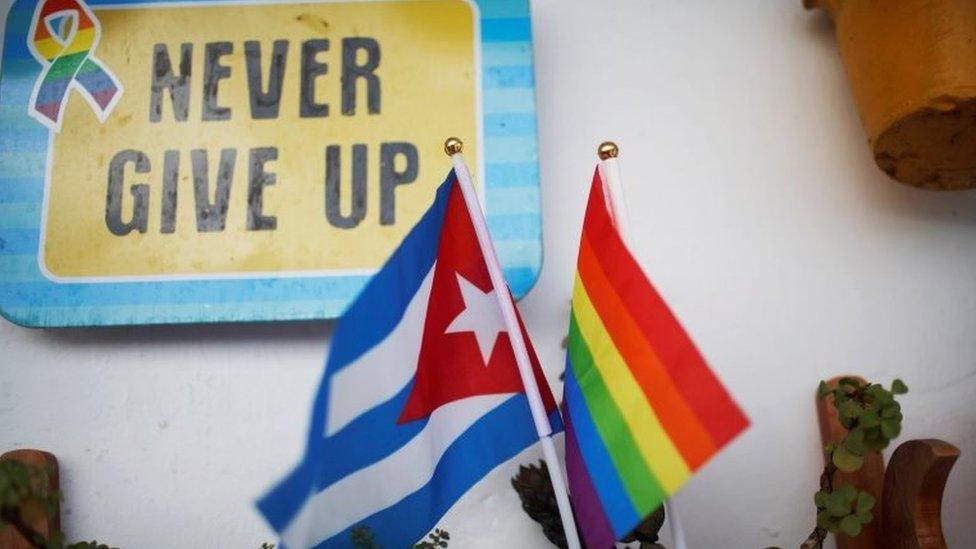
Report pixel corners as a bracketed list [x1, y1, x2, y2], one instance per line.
[350, 525, 450, 548]
[351, 526, 380, 549]
[802, 377, 908, 548]
[0, 460, 116, 549]
[414, 528, 450, 548]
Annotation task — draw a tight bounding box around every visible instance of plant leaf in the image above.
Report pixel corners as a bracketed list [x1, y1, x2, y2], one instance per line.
[838, 399, 862, 419]
[817, 509, 832, 529]
[826, 491, 851, 517]
[860, 410, 880, 428]
[814, 490, 829, 508]
[862, 429, 887, 451]
[891, 379, 908, 395]
[833, 445, 864, 473]
[838, 483, 858, 501]
[881, 405, 900, 419]
[857, 491, 876, 512]
[838, 377, 861, 389]
[845, 428, 866, 455]
[840, 515, 862, 537]
[881, 419, 901, 439]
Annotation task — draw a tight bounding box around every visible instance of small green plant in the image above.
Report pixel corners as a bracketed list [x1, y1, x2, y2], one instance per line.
[801, 377, 908, 548]
[351, 525, 380, 549]
[0, 460, 116, 549]
[350, 525, 450, 548]
[414, 528, 450, 548]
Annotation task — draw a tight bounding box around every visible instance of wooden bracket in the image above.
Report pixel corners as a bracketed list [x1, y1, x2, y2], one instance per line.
[882, 439, 959, 549]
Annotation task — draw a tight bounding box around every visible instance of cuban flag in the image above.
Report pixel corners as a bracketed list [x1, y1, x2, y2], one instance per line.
[258, 171, 562, 548]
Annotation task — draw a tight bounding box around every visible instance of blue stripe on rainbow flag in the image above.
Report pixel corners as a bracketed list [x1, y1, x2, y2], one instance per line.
[564, 359, 641, 536]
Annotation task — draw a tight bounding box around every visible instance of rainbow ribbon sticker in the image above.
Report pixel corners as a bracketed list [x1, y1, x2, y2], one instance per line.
[27, 0, 122, 132]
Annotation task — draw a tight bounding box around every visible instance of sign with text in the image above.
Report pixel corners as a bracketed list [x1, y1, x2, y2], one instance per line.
[0, 0, 541, 326]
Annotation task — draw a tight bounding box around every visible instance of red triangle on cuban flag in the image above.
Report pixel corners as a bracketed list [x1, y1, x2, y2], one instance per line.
[398, 180, 557, 424]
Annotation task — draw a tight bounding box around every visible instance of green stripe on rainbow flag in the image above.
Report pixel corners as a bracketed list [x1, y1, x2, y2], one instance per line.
[566, 313, 664, 513]
[571, 276, 692, 493]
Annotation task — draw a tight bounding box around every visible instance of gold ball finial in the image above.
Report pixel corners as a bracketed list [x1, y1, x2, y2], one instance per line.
[597, 141, 619, 160]
[444, 137, 464, 156]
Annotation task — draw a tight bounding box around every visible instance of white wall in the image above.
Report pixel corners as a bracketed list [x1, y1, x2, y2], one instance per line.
[3, 1, 976, 547]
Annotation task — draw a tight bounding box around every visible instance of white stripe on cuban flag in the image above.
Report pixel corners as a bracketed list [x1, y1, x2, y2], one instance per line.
[325, 268, 436, 437]
[283, 393, 511, 548]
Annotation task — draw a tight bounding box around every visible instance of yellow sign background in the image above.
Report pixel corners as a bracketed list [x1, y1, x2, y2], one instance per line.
[42, 0, 478, 279]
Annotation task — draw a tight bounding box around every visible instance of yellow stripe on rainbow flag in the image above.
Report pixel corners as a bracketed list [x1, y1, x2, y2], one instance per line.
[572, 275, 692, 493]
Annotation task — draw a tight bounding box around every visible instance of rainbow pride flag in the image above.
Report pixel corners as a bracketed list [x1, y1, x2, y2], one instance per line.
[563, 167, 749, 548]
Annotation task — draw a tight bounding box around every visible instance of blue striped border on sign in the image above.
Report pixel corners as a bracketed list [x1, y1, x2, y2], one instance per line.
[0, 0, 542, 327]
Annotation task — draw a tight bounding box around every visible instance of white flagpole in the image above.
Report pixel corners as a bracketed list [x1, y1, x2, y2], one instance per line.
[445, 138, 582, 549]
[597, 141, 690, 549]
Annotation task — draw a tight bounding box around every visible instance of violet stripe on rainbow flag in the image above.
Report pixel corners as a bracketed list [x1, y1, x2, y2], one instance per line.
[563, 167, 749, 548]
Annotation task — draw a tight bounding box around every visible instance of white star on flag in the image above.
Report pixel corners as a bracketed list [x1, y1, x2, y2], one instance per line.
[445, 273, 507, 366]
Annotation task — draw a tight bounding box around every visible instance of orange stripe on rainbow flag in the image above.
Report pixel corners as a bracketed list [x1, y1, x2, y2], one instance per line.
[577, 232, 718, 469]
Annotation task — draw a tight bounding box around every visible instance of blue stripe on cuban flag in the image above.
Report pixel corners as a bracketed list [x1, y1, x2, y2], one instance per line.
[257, 173, 557, 548]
